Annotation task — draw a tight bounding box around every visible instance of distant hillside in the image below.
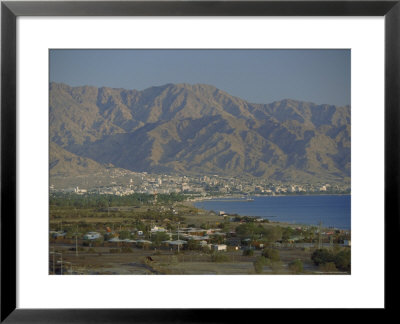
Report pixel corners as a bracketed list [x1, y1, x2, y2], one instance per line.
[49, 82, 350, 183]
[50, 142, 113, 176]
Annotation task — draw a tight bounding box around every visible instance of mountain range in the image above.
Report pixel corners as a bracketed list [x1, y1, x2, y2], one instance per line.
[49, 82, 350, 183]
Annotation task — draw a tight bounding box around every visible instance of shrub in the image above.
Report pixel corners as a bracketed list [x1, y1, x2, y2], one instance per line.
[187, 240, 201, 251]
[319, 262, 337, 272]
[118, 231, 132, 240]
[311, 248, 351, 272]
[243, 249, 254, 256]
[69, 247, 85, 252]
[262, 248, 280, 261]
[211, 252, 229, 263]
[288, 259, 304, 274]
[253, 256, 267, 274]
[311, 249, 335, 265]
[270, 261, 284, 273]
[121, 247, 133, 253]
[334, 249, 351, 271]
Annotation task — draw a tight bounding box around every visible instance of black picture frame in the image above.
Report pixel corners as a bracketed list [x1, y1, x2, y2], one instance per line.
[1, 0, 398, 322]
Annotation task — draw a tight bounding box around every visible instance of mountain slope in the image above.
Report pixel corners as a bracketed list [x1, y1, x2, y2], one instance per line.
[50, 142, 115, 176]
[50, 82, 350, 183]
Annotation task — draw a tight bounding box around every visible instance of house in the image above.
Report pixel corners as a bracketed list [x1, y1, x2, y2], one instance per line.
[135, 239, 152, 248]
[151, 226, 166, 233]
[51, 231, 66, 239]
[212, 244, 227, 252]
[83, 232, 101, 240]
[162, 240, 187, 250]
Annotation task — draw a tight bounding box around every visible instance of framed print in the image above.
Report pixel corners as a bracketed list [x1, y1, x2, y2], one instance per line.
[1, 0, 399, 322]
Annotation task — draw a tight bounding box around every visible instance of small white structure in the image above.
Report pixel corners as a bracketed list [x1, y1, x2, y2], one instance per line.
[136, 239, 152, 246]
[150, 226, 166, 233]
[212, 244, 227, 252]
[164, 240, 187, 246]
[51, 231, 66, 238]
[83, 232, 101, 240]
[108, 237, 135, 243]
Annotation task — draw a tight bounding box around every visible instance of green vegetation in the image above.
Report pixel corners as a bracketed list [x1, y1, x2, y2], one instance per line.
[311, 248, 351, 272]
[210, 252, 230, 263]
[49, 192, 350, 275]
[319, 262, 337, 272]
[253, 256, 267, 274]
[120, 247, 133, 253]
[118, 231, 132, 240]
[187, 240, 202, 251]
[288, 259, 304, 274]
[50, 192, 186, 208]
[151, 232, 170, 247]
[261, 248, 280, 262]
[242, 249, 254, 256]
[235, 223, 282, 244]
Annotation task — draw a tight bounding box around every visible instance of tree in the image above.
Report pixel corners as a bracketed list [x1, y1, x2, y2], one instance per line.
[311, 248, 351, 272]
[253, 256, 267, 274]
[187, 240, 201, 251]
[262, 248, 280, 261]
[118, 230, 131, 240]
[288, 259, 304, 274]
[334, 249, 351, 271]
[264, 226, 282, 243]
[311, 249, 335, 265]
[151, 232, 169, 247]
[210, 252, 229, 263]
[319, 262, 337, 272]
[282, 227, 295, 242]
[243, 249, 254, 256]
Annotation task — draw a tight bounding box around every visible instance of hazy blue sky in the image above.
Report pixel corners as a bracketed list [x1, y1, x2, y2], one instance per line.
[50, 49, 350, 106]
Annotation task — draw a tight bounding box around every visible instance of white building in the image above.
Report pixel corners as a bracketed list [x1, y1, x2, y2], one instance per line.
[212, 244, 227, 252]
[83, 232, 101, 240]
[151, 226, 166, 233]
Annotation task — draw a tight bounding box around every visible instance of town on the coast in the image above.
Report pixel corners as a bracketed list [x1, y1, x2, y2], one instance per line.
[50, 169, 350, 197]
[50, 170, 351, 275]
[49, 50, 351, 275]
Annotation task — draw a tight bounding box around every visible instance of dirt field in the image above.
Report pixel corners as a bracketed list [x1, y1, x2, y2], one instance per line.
[49, 243, 337, 275]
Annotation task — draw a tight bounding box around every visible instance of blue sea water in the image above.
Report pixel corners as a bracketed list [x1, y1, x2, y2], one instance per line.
[194, 195, 351, 230]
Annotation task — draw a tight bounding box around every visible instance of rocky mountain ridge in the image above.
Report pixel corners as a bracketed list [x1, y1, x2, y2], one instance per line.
[49, 82, 350, 183]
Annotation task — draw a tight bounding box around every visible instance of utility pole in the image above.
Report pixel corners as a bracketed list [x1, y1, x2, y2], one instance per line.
[50, 250, 63, 274]
[75, 234, 78, 257]
[177, 222, 180, 254]
[318, 220, 322, 249]
[60, 251, 63, 275]
[63, 261, 73, 274]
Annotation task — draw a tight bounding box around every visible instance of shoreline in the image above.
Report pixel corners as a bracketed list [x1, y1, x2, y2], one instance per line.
[188, 193, 351, 202]
[186, 195, 351, 231]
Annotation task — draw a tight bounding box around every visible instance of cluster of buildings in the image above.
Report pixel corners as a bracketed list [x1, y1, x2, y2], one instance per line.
[50, 225, 230, 252]
[51, 171, 350, 197]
